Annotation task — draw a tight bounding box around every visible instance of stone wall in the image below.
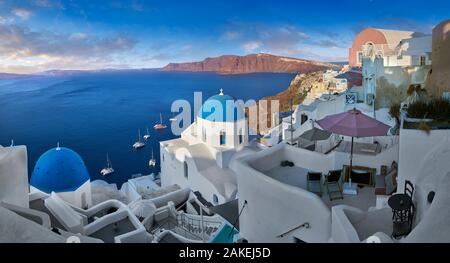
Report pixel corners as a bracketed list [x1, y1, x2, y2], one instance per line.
[426, 19, 450, 98]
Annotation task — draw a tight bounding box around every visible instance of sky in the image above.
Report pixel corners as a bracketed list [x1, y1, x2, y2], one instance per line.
[0, 0, 448, 74]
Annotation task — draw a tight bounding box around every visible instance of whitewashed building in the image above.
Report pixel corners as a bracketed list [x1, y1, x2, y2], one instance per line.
[160, 90, 256, 206]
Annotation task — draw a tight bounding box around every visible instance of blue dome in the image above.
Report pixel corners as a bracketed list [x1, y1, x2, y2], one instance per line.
[30, 147, 90, 193]
[197, 93, 245, 122]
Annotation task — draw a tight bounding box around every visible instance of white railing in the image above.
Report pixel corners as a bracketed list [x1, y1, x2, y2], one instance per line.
[362, 44, 399, 57]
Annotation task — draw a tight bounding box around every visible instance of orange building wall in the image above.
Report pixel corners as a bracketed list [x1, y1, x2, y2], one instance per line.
[349, 28, 388, 67]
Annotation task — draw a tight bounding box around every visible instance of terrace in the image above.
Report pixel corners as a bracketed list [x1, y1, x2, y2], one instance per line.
[262, 147, 381, 212]
[236, 142, 398, 242]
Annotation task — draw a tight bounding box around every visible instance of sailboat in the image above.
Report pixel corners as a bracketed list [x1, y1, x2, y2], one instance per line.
[169, 112, 177, 122]
[133, 129, 146, 149]
[149, 148, 156, 167]
[154, 113, 167, 130]
[143, 127, 151, 141]
[100, 153, 115, 176]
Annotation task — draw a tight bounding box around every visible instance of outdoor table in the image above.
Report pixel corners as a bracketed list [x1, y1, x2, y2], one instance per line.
[388, 193, 413, 238]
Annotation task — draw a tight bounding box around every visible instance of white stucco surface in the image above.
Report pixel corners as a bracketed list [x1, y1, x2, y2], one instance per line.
[397, 129, 450, 224]
[0, 206, 66, 243]
[403, 172, 450, 242]
[0, 145, 29, 208]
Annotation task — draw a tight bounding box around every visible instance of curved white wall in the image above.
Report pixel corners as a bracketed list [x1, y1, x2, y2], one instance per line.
[234, 145, 332, 243]
[0, 145, 29, 208]
[397, 129, 450, 223]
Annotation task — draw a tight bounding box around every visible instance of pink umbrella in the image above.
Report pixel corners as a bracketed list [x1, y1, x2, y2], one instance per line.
[317, 108, 391, 138]
[317, 108, 391, 191]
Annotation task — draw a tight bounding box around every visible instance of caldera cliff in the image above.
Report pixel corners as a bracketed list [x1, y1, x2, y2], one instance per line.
[162, 53, 338, 74]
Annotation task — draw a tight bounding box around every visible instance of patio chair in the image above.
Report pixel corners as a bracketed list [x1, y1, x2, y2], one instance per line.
[307, 172, 323, 197]
[325, 170, 344, 201]
[404, 180, 415, 231]
[404, 180, 414, 199]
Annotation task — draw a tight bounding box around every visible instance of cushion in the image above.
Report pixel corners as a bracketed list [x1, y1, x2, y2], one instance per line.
[374, 174, 386, 188]
[350, 170, 371, 186]
[385, 170, 397, 195]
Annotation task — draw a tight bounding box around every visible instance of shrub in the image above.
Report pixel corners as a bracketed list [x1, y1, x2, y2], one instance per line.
[407, 101, 431, 119]
[407, 99, 450, 120]
[429, 99, 450, 120]
[389, 103, 401, 123]
[406, 84, 422, 96]
[418, 122, 431, 134]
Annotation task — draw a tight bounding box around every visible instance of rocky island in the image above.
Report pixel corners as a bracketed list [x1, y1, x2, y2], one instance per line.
[162, 53, 338, 74]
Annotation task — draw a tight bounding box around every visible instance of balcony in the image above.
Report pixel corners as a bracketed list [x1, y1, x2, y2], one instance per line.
[361, 44, 399, 58]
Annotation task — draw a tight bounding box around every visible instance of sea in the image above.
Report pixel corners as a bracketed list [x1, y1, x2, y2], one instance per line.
[0, 70, 295, 187]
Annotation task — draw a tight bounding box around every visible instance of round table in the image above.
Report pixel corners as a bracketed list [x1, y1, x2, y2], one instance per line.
[388, 194, 412, 211]
[388, 194, 413, 238]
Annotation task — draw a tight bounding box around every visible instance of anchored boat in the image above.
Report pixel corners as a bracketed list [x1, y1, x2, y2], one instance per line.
[100, 153, 115, 176]
[154, 113, 167, 130]
[133, 129, 146, 149]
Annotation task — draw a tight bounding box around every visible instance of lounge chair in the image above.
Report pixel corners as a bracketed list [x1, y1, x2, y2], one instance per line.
[325, 170, 344, 201]
[307, 172, 323, 196]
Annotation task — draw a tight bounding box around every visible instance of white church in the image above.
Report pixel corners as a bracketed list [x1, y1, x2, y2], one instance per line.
[159, 89, 257, 206]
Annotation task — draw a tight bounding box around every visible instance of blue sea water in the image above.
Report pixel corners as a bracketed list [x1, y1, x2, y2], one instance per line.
[0, 70, 294, 187]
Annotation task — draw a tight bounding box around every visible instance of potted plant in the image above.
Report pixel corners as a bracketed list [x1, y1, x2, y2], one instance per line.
[404, 101, 434, 122]
[389, 103, 401, 134]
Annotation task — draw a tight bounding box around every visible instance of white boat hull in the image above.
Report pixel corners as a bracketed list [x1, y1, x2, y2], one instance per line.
[100, 168, 115, 176]
[133, 142, 145, 149]
[154, 124, 167, 130]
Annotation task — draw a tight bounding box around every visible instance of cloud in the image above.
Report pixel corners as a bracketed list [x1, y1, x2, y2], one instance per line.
[34, 0, 64, 9]
[222, 22, 309, 56]
[314, 39, 347, 48]
[12, 8, 32, 19]
[222, 31, 240, 40]
[242, 41, 262, 52]
[109, 0, 148, 12]
[69, 32, 88, 40]
[318, 30, 340, 38]
[131, 1, 144, 12]
[0, 23, 137, 72]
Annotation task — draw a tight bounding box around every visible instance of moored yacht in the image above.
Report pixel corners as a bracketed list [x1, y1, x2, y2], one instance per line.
[149, 148, 156, 167]
[154, 113, 167, 130]
[169, 112, 177, 122]
[143, 127, 151, 141]
[133, 129, 146, 149]
[100, 153, 115, 176]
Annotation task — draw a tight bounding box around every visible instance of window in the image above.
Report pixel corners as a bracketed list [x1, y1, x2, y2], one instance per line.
[202, 127, 206, 142]
[220, 130, 226, 145]
[81, 192, 87, 210]
[239, 129, 243, 144]
[213, 194, 219, 205]
[420, 55, 426, 66]
[162, 154, 165, 162]
[184, 161, 188, 179]
[357, 51, 364, 65]
[301, 114, 308, 125]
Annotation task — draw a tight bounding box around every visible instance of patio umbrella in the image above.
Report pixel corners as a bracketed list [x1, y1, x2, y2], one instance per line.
[299, 126, 332, 151]
[129, 200, 157, 219]
[317, 108, 391, 191]
[299, 127, 332, 141]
